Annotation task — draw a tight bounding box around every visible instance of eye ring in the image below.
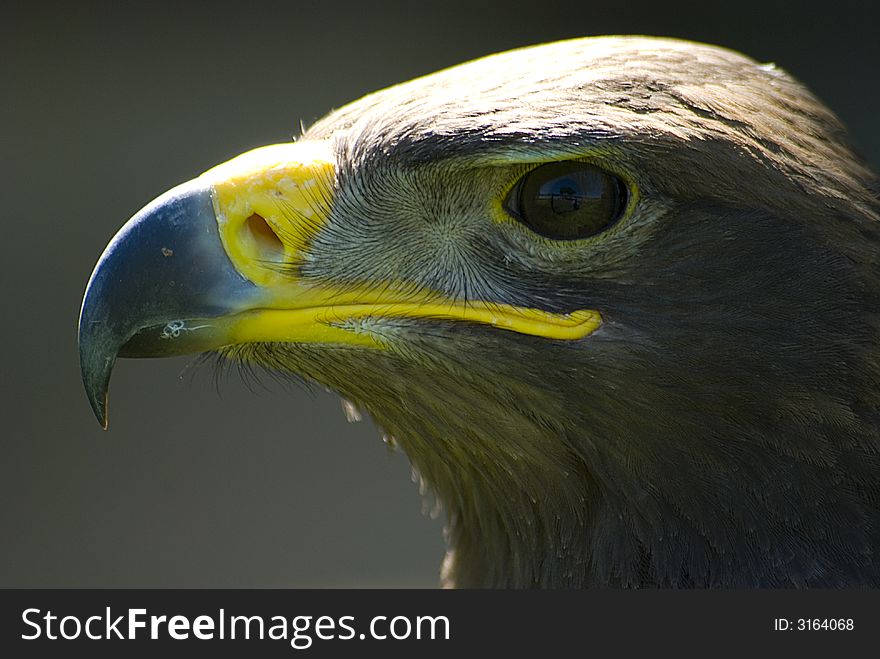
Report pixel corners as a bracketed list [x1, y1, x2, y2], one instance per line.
[505, 161, 628, 241]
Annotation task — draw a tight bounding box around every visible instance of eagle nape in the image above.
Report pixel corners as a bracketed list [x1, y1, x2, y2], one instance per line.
[78, 36, 880, 588]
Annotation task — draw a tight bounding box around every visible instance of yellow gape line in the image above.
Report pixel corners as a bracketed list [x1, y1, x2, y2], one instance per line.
[225, 303, 602, 347]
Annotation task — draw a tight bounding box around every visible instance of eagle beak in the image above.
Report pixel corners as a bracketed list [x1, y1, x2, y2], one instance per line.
[78, 141, 354, 429]
[77, 180, 265, 429]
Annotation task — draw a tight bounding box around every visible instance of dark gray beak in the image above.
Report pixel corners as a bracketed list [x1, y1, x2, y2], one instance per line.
[78, 180, 261, 428]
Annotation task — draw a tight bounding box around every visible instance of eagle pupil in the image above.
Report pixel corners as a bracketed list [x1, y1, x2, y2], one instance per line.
[514, 162, 626, 240]
[547, 180, 582, 213]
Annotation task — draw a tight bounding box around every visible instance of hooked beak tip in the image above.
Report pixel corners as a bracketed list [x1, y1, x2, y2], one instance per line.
[81, 350, 112, 430]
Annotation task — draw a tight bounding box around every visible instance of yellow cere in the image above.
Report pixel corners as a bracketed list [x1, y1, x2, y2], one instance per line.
[200, 141, 336, 287]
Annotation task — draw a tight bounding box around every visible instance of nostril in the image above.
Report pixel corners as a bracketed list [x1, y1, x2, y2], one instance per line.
[242, 213, 284, 263]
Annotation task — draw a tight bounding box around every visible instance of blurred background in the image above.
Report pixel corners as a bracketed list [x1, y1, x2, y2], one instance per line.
[2, 0, 877, 587]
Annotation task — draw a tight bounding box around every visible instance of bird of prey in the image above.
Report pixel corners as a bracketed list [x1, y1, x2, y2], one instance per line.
[78, 36, 880, 588]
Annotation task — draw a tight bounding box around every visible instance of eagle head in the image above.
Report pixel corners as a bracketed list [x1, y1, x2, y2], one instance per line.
[79, 37, 880, 587]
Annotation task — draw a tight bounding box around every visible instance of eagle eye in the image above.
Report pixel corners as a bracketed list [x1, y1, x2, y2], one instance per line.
[506, 162, 627, 240]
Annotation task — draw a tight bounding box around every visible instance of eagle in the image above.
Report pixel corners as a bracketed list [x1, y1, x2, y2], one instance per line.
[78, 36, 880, 588]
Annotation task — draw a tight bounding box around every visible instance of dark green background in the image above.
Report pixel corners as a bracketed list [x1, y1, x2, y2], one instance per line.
[2, 1, 877, 586]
